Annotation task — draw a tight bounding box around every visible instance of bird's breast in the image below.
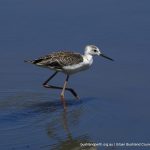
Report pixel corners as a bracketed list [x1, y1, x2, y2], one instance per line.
[63, 60, 92, 75]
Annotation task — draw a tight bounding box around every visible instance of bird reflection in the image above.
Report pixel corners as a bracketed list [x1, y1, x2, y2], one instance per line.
[45, 108, 96, 150]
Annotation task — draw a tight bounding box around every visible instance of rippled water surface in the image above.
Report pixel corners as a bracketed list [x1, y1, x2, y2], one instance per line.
[0, 0, 150, 150]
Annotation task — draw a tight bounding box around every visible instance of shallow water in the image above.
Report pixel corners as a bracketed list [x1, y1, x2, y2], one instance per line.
[0, 0, 150, 150]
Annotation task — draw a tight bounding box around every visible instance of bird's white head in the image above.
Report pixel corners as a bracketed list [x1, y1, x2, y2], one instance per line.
[85, 45, 101, 56]
[84, 45, 114, 61]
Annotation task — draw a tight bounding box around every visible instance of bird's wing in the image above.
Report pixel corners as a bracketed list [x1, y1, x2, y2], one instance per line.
[30, 51, 83, 69]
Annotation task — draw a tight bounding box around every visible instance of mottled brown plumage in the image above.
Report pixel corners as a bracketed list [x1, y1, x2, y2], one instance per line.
[26, 51, 83, 70]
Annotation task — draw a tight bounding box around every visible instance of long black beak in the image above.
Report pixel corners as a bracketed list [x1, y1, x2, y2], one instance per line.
[100, 53, 114, 61]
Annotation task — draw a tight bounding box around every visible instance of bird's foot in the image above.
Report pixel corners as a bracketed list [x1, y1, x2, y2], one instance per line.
[43, 84, 50, 88]
[75, 95, 80, 100]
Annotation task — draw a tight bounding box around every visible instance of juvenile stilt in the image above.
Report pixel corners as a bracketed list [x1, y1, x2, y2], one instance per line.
[25, 45, 114, 109]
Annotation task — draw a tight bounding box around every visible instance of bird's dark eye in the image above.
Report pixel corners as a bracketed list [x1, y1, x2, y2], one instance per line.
[94, 49, 97, 52]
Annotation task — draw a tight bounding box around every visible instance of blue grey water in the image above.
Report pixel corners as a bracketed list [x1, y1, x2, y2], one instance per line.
[0, 0, 150, 150]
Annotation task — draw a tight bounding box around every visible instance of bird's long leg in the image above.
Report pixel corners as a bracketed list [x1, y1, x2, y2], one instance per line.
[60, 75, 69, 99]
[60, 75, 69, 109]
[43, 72, 79, 99]
[43, 71, 58, 86]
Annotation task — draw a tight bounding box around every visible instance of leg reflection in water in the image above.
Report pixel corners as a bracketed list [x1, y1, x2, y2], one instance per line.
[45, 108, 96, 150]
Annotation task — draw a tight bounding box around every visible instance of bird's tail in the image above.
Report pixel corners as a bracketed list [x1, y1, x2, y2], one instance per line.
[24, 60, 34, 64]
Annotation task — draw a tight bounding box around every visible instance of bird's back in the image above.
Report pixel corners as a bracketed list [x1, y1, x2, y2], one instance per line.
[25, 51, 83, 71]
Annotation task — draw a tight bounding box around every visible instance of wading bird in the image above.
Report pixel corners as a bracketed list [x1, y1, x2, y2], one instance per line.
[25, 45, 114, 109]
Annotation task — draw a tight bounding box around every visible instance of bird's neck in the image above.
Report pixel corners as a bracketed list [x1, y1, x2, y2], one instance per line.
[83, 53, 93, 64]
